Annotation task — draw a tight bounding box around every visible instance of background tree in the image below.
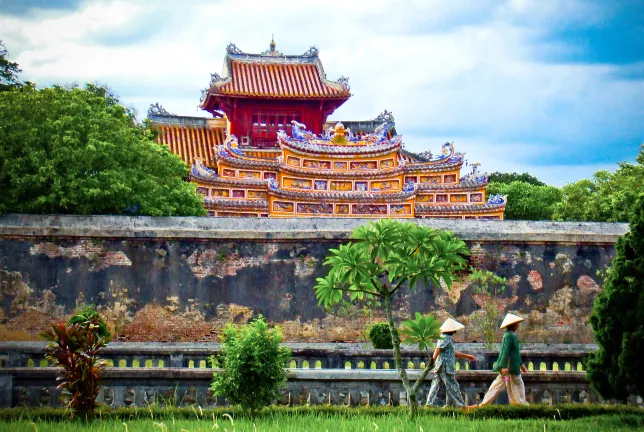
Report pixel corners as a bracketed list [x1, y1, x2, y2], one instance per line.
[555, 145, 644, 222]
[488, 172, 546, 186]
[586, 195, 644, 400]
[0, 41, 26, 91]
[487, 181, 563, 220]
[314, 219, 469, 415]
[467, 269, 507, 348]
[210, 316, 291, 416]
[0, 84, 206, 216]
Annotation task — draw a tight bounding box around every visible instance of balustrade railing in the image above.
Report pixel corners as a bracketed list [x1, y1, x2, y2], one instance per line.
[0, 342, 594, 372]
[0, 368, 623, 408]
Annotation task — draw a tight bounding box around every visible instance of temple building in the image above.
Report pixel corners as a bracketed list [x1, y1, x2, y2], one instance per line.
[149, 40, 506, 219]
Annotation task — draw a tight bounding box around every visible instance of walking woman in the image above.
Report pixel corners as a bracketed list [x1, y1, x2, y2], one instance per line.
[475, 313, 528, 407]
[425, 318, 477, 407]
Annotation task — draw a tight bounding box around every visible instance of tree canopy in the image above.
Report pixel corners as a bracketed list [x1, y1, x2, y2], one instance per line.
[488, 171, 546, 186]
[0, 84, 206, 216]
[0, 41, 26, 91]
[555, 145, 644, 222]
[487, 181, 563, 220]
[586, 194, 644, 400]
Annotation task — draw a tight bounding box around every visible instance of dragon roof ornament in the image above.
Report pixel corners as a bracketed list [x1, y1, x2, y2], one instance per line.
[191, 158, 219, 181]
[487, 194, 507, 205]
[302, 46, 319, 57]
[374, 110, 394, 123]
[337, 76, 350, 91]
[148, 103, 174, 117]
[226, 42, 243, 55]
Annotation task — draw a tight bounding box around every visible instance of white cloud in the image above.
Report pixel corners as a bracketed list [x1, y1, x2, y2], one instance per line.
[1, 0, 641, 185]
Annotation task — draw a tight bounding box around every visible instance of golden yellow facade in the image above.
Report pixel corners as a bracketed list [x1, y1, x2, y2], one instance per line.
[188, 122, 506, 219]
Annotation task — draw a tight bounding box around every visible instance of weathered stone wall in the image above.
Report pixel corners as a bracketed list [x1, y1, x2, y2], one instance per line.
[0, 215, 628, 343]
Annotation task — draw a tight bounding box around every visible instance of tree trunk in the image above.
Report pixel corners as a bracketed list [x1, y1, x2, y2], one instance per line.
[384, 293, 418, 416]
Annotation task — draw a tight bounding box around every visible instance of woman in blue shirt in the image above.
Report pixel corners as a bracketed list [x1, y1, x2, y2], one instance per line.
[425, 318, 476, 407]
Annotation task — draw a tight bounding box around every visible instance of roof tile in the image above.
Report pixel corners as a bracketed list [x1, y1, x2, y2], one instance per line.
[215, 61, 350, 99]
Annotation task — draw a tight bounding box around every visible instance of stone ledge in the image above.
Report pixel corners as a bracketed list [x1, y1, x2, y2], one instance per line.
[0, 214, 629, 243]
[0, 341, 598, 355]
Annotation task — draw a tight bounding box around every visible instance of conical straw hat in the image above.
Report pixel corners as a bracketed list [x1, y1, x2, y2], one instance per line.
[500, 313, 524, 329]
[440, 318, 465, 333]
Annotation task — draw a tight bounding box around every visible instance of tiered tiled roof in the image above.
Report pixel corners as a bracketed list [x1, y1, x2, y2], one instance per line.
[214, 61, 349, 99]
[202, 42, 350, 105]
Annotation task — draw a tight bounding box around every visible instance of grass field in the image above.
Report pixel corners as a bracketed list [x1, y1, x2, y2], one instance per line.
[1, 413, 643, 431]
[1, 406, 644, 432]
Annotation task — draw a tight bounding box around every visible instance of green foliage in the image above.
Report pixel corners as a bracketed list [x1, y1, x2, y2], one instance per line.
[468, 268, 507, 348]
[400, 312, 441, 352]
[41, 314, 111, 422]
[68, 305, 111, 339]
[587, 195, 644, 400]
[0, 41, 27, 92]
[0, 84, 207, 216]
[314, 219, 470, 307]
[555, 145, 644, 222]
[487, 181, 563, 220]
[210, 315, 291, 415]
[368, 323, 393, 349]
[488, 172, 546, 186]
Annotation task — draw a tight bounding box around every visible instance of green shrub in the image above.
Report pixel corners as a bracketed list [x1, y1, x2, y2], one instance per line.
[210, 315, 291, 416]
[368, 323, 393, 349]
[68, 305, 111, 339]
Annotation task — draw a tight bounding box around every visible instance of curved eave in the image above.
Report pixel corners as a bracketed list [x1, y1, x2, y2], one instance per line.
[416, 179, 488, 192]
[190, 173, 268, 188]
[279, 164, 407, 179]
[215, 153, 280, 170]
[279, 138, 402, 158]
[415, 202, 506, 215]
[203, 197, 269, 211]
[268, 188, 416, 203]
[404, 159, 464, 174]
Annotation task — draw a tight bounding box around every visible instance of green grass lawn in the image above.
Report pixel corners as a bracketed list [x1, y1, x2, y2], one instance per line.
[0, 414, 642, 431]
[1, 412, 643, 432]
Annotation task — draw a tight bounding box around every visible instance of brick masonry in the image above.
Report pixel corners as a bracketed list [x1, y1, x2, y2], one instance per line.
[0, 215, 628, 343]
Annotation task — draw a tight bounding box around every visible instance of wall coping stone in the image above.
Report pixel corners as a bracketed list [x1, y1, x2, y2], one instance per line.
[0, 214, 629, 243]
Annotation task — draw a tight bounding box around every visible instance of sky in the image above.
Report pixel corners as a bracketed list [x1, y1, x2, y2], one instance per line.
[1, 0, 643, 186]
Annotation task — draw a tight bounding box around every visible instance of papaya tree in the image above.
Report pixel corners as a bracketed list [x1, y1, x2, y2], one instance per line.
[314, 219, 469, 414]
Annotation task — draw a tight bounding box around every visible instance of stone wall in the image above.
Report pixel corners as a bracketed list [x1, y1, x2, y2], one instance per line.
[0, 215, 628, 343]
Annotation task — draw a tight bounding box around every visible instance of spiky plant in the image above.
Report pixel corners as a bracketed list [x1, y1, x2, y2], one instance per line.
[41, 312, 110, 422]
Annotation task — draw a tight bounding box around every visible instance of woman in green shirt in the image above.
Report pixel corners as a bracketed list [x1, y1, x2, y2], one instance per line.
[476, 313, 528, 406]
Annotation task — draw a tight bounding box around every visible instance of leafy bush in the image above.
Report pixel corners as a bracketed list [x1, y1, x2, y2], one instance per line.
[68, 306, 111, 339]
[210, 315, 291, 416]
[368, 323, 393, 349]
[41, 311, 111, 422]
